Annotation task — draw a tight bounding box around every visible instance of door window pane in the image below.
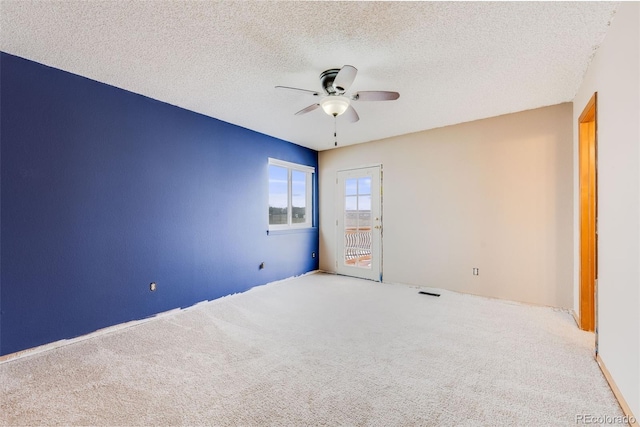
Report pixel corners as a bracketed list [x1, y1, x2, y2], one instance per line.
[345, 195, 358, 211]
[358, 210, 372, 229]
[343, 175, 372, 269]
[358, 195, 371, 211]
[358, 177, 371, 195]
[345, 178, 358, 196]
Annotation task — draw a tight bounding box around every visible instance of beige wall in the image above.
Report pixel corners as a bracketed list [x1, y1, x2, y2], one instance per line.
[319, 103, 574, 308]
[573, 2, 640, 418]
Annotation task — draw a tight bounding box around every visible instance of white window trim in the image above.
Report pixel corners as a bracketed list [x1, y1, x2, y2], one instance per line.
[268, 158, 315, 174]
[268, 158, 315, 230]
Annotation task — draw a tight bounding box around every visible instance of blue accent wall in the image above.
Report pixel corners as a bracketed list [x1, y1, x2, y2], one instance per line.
[0, 52, 319, 356]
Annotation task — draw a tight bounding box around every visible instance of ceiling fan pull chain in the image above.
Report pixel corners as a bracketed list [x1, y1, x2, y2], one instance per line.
[334, 116, 338, 147]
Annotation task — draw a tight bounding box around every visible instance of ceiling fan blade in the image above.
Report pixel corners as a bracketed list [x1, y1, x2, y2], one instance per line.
[343, 105, 359, 123]
[276, 86, 320, 96]
[353, 91, 400, 101]
[294, 103, 320, 116]
[333, 65, 358, 93]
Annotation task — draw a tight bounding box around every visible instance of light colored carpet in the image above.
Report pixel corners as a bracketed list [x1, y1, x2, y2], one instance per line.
[0, 273, 624, 426]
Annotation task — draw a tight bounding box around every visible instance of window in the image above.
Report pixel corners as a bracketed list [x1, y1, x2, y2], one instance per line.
[268, 158, 314, 229]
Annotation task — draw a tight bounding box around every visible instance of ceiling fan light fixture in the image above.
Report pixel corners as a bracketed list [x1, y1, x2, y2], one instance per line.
[320, 96, 350, 117]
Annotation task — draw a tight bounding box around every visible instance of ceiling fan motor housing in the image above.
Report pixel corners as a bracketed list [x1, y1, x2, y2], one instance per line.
[320, 69, 341, 94]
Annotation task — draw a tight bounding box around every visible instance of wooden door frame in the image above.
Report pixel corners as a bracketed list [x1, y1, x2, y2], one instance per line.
[578, 93, 597, 333]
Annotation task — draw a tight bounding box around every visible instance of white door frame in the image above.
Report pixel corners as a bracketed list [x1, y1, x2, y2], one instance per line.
[335, 165, 382, 281]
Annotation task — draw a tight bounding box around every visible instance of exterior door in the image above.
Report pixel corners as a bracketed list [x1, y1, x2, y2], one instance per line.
[336, 166, 382, 281]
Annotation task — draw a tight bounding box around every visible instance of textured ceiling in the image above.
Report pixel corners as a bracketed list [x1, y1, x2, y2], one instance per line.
[1, 1, 617, 151]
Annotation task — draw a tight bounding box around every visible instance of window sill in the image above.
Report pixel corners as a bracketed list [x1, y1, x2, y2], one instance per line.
[267, 227, 318, 236]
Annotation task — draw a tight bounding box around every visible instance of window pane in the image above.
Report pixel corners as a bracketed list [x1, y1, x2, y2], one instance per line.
[358, 195, 371, 211]
[345, 195, 358, 211]
[345, 207, 358, 228]
[358, 210, 372, 229]
[358, 177, 371, 195]
[291, 170, 307, 224]
[345, 178, 358, 196]
[269, 165, 288, 225]
[268, 159, 314, 229]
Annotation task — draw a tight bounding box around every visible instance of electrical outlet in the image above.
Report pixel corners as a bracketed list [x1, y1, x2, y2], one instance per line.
[312, 252, 316, 258]
[150, 282, 157, 291]
[473, 268, 479, 276]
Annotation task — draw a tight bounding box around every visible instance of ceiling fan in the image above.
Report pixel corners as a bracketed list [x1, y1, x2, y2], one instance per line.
[276, 65, 400, 123]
